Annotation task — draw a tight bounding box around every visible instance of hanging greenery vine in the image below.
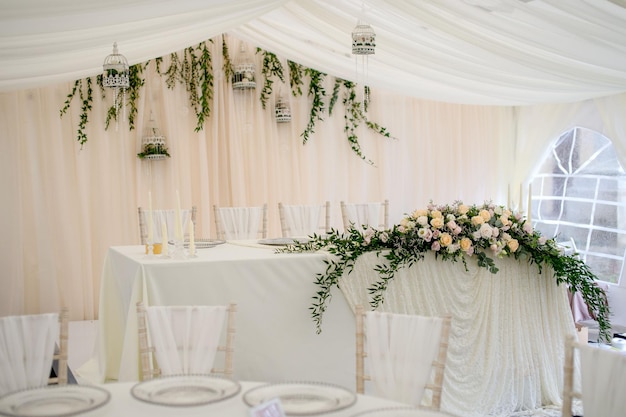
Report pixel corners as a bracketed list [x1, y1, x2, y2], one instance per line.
[59, 35, 393, 162]
[258, 49, 285, 109]
[60, 78, 93, 148]
[160, 41, 213, 131]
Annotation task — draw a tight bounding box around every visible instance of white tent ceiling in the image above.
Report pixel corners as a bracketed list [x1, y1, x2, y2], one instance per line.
[1, 0, 626, 105]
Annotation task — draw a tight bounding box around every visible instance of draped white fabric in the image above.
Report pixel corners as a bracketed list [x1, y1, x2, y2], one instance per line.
[338, 251, 573, 417]
[215, 206, 264, 240]
[365, 311, 443, 406]
[0, 313, 58, 396]
[280, 204, 323, 237]
[145, 305, 227, 376]
[579, 344, 626, 417]
[342, 203, 383, 231]
[139, 208, 192, 243]
[2, 1, 626, 106]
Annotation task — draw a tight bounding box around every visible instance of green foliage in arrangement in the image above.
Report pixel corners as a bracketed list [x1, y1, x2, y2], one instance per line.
[278, 200, 612, 342]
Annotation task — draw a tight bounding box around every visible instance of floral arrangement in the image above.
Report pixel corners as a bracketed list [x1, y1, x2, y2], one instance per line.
[280, 200, 611, 341]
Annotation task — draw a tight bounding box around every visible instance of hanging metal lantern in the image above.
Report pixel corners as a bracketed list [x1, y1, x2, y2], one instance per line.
[352, 22, 376, 55]
[103, 42, 130, 88]
[275, 95, 291, 123]
[138, 112, 170, 161]
[103, 42, 129, 126]
[232, 42, 256, 90]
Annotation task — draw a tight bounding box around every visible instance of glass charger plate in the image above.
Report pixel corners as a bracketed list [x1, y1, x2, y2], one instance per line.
[257, 238, 310, 246]
[243, 382, 356, 415]
[131, 375, 241, 407]
[0, 385, 111, 417]
[168, 239, 225, 249]
[351, 407, 456, 417]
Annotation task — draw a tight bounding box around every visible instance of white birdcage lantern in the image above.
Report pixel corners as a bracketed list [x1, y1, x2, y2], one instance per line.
[103, 42, 130, 126]
[139, 113, 169, 161]
[275, 95, 291, 123]
[232, 42, 256, 90]
[103, 42, 130, 88]
[352, 22, 376, 55]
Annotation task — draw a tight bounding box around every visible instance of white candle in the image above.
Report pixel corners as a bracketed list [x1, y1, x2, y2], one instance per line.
[147, 191, 154, 243]
[161, 221, 168, 256]
[175, 190, 183, 241]
[527, 184, 532, 220]
[188, 220, 195, 256]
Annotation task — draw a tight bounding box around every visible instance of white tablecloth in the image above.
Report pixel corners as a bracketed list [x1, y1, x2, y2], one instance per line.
[88, 243, 576, 417]
[92, 243, 356, 388]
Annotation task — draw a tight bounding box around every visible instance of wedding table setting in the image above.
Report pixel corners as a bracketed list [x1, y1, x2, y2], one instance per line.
[84, 200, 611, 417]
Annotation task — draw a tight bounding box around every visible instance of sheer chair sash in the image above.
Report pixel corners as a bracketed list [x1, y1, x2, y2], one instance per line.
[0, 313, 59, 395]
[366, 312, 443, 405]
[579, 343, 626, 417]
[145, 306, 227, 375]
[344, 203, 381, 230]
[282, 204, 322, 237]
[216, 207, 263, 240]
[140, 209, 192, 243]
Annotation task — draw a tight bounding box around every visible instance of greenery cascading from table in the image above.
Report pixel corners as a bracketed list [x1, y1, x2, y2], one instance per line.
[279, 200, 612, 342]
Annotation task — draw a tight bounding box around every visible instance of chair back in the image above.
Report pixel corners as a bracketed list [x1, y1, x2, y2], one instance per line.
[562, 334, 626, 417]
[341, 200, 389, 232]
[138, 206, 197, 245]
[278, 202, 330, 238]
[0, 308, 68, 396]
[355, 305, 451, 410]
[213, 204, 267, 240]
[137, 302, 236, 381]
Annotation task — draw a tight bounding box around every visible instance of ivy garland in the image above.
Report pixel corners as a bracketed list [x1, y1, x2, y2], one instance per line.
[59, 37, 393, 163]
[258, 49, 285, 109]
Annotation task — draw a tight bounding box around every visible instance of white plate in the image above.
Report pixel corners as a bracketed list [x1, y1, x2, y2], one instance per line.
[131, 375, 241, 407]
[243, 382, 356, 415]
[351, 407, 457, 417]
[258, 238, 310, 246]
[0, 385, 111, 417]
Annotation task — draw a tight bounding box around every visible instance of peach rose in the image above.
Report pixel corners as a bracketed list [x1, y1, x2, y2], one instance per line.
[507, 239, 519, 252]
[458, 204, 469, 215]
[471, 215, 484, 226]
[430, 217, 444, 229]
[460, 237, 472, 252]
[430, 209, 443, 218]
[439, 233, 452, 247]
[479, 209, 491, 222]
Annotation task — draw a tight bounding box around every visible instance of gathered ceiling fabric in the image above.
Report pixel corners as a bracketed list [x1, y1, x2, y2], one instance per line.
[2, 0, 626, 105]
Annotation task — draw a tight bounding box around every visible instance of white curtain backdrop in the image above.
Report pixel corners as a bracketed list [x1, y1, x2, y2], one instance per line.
[0, 35, 622, 320]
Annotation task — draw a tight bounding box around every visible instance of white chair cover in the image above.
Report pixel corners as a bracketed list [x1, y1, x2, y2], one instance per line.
[365, 311, 443, 406]
[579, 343, 626, 417]
[0, 313, 59, 396]
[215, 207, 263, 240]
[145, 306, 227, 376]
[140, 209, 192, 243]
[281, 204, 322, 237]
[343, 203, 382, 230]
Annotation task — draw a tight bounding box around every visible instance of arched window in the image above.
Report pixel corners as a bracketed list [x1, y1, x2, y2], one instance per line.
[531, 127, 626, 284]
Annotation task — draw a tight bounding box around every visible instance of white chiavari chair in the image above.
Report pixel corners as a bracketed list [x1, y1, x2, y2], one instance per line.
[355, 305, 452, 411]
[278, 201, 330, 238]
[213, 204, 267, 240]
[137, 302, 237, 381]
[341, 200, 389, 232]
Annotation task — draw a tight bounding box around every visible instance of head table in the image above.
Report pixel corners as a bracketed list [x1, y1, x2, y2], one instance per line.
[83, 241, 577, 417]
